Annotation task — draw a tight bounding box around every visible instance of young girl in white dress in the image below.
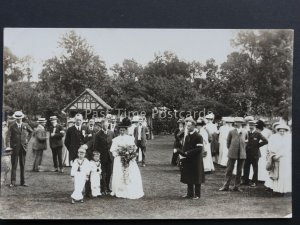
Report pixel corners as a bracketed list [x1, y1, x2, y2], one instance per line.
[70, 147, 90, 203]
[110, 118, 144, 199]
[89, 151, 102, 198]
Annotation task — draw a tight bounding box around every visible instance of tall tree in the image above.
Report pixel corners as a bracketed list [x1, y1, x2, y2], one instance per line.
[38, 30, 109, 113]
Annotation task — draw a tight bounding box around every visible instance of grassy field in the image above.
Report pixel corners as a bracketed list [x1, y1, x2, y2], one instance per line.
[0, 135, 292, 219]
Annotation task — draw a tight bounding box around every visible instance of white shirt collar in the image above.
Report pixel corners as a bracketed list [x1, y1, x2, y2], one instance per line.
[189, 129, 196, 135]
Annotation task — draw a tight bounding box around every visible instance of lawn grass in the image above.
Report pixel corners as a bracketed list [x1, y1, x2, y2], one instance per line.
[0, 135, 292, 219]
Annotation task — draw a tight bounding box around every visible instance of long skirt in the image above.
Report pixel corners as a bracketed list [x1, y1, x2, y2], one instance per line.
[71, 172, 87, 200]
[111, 157, 144, 199]
[203, 144, 215, 172]
[90, 172, 101, 197]
[218, 140, 229, 167]
[266, 157, 292, 193]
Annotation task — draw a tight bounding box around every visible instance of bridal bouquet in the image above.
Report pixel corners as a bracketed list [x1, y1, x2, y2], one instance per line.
[117, 144, 137, 184]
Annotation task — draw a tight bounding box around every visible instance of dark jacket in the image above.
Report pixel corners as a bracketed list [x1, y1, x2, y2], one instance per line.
[227, 128, 248, 159]
[6, 122, 33, 152]
[88, 129, 114, 164]
[64, 125, 87, 161]
[178, 130, 205, 184]
[32, 125, 47, 151]
[133, 125, 148, 147]
[246, 130, 268, 158]
[173, 128, 184, 149]
[84, 125, 100, 159]
[49, 124, 64, 149]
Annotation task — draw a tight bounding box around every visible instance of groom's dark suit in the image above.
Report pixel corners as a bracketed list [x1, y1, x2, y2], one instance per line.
[87, 129, 114, 193]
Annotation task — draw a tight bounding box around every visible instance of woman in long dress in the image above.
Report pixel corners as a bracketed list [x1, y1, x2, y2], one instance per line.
[110, 118, 144, 199]
[218, 117, 234, 167]
[257, 122, 273, 182]
[196, 118, 214, 172]
[264, 123, 291, 194]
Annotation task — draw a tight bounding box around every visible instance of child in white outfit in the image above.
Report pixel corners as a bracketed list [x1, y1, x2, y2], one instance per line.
[71, 147, 90, 203]
[90, 151, 102, 198]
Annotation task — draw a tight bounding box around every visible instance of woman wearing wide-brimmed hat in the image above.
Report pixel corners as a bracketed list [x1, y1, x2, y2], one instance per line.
[110, 117, 144, 199]
[264, 123, 291, 195]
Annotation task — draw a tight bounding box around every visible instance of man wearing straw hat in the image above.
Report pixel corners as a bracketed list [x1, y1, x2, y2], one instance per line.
[6, 111, 33, 187]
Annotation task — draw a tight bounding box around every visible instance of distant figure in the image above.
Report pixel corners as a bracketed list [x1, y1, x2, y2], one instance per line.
[134, 117, 148, 167]
[219, 117, 248, 192]
[49, 116, 65, 173]
[6, 111, 33, 187]
[32, 118, 47, 172]
[171, 118, 184, 166]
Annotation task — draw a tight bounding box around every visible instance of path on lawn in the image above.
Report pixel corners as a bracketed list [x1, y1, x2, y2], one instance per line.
[0, 135, 292, 219]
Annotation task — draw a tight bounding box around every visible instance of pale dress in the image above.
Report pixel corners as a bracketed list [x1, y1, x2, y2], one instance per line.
[205, 122, 219, 163]
[110, 135, 144, 199]
[264, 133, 292, 193]
[218, 125, 234, 166]
[249, 128, 273, 181]
[198, 128, 214, 172]
[90, 160, 102, 197]
[71, 158, 90, 200]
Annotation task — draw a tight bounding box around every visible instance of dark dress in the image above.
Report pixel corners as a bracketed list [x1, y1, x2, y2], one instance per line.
[171, 128, 184, 166]
[179, 131, 205, 184]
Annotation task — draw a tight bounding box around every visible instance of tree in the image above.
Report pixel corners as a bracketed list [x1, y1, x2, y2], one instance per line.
[140, 51, 195, 110]
[3, 47, 34, 84]
[4, 82, 40, 117]
[38, 30, 110, 113]
[230, 30, 293, 118]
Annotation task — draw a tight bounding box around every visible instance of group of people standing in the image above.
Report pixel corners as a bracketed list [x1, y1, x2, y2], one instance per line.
[2, 111, 66, 187]
[2, 110, 149, 203]
[172, 113, 292, 199]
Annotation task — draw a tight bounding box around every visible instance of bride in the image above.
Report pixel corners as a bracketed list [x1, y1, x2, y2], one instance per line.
[110, 118, 144, 199]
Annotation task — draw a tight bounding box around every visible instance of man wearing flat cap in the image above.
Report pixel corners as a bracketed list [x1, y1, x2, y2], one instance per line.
[219, 117, 248, 192]
[6, 111, 33, 187]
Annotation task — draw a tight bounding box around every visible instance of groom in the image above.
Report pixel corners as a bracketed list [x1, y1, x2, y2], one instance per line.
[83, 119, 114, 195]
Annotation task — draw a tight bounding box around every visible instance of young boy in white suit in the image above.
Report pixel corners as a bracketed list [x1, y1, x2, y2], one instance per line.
[71, 147, 90, 204]
[90, 151, 102, 198]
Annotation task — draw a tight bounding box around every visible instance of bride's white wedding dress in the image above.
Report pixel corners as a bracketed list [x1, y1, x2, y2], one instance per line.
[110, 134, 144, 199]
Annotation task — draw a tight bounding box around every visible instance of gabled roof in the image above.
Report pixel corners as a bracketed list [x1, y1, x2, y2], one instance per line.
[62, 88, 112, 112]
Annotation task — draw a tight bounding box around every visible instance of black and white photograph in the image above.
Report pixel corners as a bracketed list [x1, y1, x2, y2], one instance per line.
[1, 27, 293, 219]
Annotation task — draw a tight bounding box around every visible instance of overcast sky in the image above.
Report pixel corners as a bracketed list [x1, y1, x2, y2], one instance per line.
[4, 28, 239, 81]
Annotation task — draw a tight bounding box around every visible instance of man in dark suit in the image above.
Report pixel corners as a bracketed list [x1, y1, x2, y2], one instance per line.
[49, 116, 65, 173]
[108, 115, 119, 137]
[134, 117, 148, 167]
[82, 118, 114, 195]
[64, 114, 87, 164]
[84, 118, 100, 159]
[175, 118, 205, 199]
[219, 117, 248, 192]
[6, 111, 33, 187]
[242, 120, 268, 187]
